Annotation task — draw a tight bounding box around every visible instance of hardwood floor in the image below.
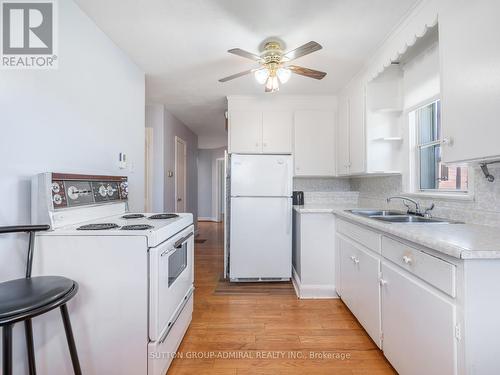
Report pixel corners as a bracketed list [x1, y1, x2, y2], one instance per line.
[167, 221, 396, 375]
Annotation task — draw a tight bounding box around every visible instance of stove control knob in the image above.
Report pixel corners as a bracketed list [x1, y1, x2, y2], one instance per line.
[106, 184, 115, 197]
[67, 186, 79, 200]
[99, 185, 107, 197]
[53, 194, 62, 205]
[51, 182, 60, 193]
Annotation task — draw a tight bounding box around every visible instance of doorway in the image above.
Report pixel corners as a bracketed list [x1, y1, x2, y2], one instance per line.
[175, 136, 187, 212]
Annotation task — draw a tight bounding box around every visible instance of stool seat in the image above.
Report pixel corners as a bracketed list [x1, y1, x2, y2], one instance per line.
[0, 276, 76, 323]
[0, 225, 81, 375]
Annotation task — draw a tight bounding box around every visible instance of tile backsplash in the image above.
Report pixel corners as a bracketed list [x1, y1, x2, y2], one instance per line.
[298, 164, 500, 227]
[351, 164, 500, 227]
[293, 177, 350, 192]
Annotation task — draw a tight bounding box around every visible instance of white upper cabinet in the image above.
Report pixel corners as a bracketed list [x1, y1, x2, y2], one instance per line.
[294, 110, 336, 176]
[337, 96, 350, 176]
[439, 0, 500, 163]
[228, 109, 292, 154]
[229, 110, 262, 154]
[348, 81, 366, 175]
[262, 111, 293, 154]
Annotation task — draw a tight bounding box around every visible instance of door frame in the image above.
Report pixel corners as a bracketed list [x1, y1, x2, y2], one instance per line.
[214, 157, 225, 222]
[174, 136, 187, 212]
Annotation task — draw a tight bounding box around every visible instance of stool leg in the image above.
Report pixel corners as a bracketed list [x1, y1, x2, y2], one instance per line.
[60, 304, 82, 375]
[24, 319, 37, 375]
[3, 324, 13, 375]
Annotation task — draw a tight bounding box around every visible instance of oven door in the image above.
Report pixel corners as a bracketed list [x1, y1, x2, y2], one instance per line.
[149, 225, 194, 341]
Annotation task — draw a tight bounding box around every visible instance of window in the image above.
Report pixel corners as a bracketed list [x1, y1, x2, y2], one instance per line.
[412, 100, 468, 192]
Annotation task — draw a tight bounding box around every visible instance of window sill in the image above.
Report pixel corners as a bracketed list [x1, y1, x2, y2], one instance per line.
[402, 191, 475, 202]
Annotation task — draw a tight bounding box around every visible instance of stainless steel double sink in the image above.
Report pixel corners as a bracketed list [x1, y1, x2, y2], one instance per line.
[346, 209, 462, 224]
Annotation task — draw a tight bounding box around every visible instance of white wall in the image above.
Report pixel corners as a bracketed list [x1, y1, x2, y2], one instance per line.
[145, 104, 165, 212]
[146, 104, 199, 221]
[0, 0, 145, 371]
[163, 110, 198, 220]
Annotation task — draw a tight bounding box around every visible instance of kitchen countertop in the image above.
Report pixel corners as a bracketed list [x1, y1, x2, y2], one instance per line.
[294, 204, 500, 260]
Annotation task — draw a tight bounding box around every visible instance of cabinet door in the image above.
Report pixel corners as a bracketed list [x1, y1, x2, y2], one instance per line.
[439, 0, 500, 163]
[294, 111, 336, 176]
[262, 111, 293, 154]
[339, 236, 381, 347]
[339, 237, 358, 313]
[348, 82, 366, 174]
[381, 261, 457, 375]
[354, 245, 381, 347]
[337, 96, 350, 175]
[229, 110, 262, 153]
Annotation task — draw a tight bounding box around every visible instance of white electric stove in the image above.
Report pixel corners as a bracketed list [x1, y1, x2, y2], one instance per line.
[30, 173, 194, 375]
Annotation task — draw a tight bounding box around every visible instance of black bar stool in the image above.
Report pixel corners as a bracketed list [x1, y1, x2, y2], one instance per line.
[0, 225, 82, 375]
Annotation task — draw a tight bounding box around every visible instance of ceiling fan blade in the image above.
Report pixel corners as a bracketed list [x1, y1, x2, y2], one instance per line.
[283, 41, 322, 61]
[288, 65, 327, 80]
[228, 48, 262, 62]
[219, 68, 259, 82]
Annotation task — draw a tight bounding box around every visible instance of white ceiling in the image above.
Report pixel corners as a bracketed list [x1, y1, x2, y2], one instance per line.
[75, 0, 419, 146]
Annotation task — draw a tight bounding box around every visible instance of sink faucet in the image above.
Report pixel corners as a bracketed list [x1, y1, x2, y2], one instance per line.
[386, 196, 435, 218]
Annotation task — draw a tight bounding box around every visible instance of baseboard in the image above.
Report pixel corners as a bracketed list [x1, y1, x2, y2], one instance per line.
[292, 267, 339, 299]
[197, 217, 220, 222]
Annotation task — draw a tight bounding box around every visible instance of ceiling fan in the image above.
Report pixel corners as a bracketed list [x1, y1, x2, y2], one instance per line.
[219, 40, 327, 93]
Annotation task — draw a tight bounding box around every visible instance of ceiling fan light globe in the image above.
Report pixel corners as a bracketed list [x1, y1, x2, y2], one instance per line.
[272, 76, 280, 91]
[277, 68, 291, 84]
[254, 69, 270, 84]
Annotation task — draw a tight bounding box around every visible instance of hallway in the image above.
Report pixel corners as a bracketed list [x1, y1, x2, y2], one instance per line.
[167, 222, 396, 374]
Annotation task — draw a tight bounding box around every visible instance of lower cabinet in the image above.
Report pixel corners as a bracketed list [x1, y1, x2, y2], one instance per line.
[339, 236, 381, 347]
[380, 261, 457, 375]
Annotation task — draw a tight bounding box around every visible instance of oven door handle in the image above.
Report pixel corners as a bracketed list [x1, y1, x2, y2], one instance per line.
[158, 287, 194, 344]
[174, 231, 194, 249]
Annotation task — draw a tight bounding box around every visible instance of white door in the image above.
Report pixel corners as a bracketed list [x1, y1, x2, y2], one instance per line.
[294, 110, 336, 176]
[349, 82, 366, 174]
[262, 111, 293, 154]
[337, 96, 351, 175]
[229, 110, 262, 154]
[230, 197, 292, 279]
[175, 136, 187, 212]
[231, 154, 292, 197]
[439, 0, 500, 163]
[381, 261, 457, 375]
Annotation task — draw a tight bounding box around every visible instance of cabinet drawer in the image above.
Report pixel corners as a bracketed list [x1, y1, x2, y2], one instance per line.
[382, 236, 456, 297]
[337, 220, 380, 253]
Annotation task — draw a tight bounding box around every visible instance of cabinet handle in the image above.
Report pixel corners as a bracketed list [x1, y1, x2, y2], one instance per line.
[379, 278, 388, 286]
[350, 255, 359, 264]
[402, 255, 412, 265]
[441, 137, 454, 147]
[263, 142, 268, 147]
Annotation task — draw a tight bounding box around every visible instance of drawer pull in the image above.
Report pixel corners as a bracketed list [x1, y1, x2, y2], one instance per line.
[402, 255, 413, 265]
[350, 255, 360, 264]
[379, 278, 388, 286]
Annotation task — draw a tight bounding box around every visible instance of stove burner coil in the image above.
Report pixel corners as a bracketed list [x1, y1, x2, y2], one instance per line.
[77, 223, 120, 231]
[122, 214, 145, 219]
[149, 214, 179, 220]
[120, 224, 154, 231]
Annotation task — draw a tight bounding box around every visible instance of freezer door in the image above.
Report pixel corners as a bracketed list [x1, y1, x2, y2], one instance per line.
[230, 197, 292, 279]
[231, 154, 292, 197]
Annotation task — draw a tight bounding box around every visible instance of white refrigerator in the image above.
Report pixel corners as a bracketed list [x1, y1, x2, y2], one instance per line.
[229, 154, 293, 281]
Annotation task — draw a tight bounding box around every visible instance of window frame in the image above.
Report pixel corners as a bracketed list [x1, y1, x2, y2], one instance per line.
[406, 96, 474, 200]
